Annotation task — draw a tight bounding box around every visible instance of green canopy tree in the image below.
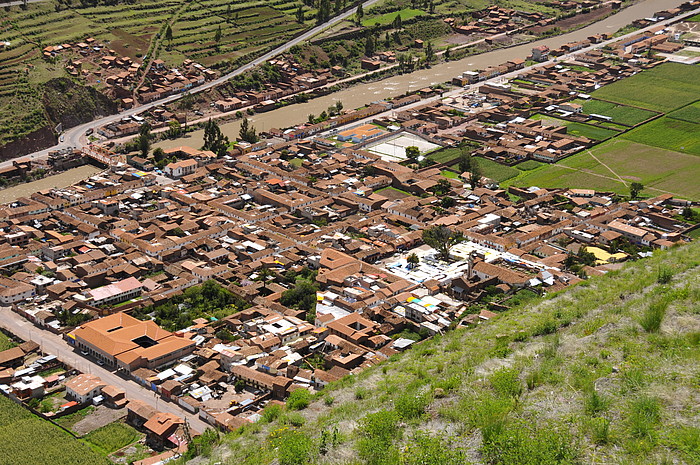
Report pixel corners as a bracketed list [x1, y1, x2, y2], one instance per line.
[422, 226, 463, 261]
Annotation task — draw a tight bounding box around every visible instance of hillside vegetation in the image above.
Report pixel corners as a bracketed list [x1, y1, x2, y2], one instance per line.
[193, 240, 700, 465]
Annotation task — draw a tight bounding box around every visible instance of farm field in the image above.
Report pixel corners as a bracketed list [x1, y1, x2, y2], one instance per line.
[530, 114, 618, 140]
[572, 98, 658, 126]
[505, 139, 700, 199]
[362, 8, 425, 27]
[668, 101, 700, 123]
[0, 395, 109, 465]
[622, 116, 700, 156]
[84, 422, 143, 455]
[0, 331, 16, 351]
[590, 62, 700, 112]
[448, 157, 520, 183]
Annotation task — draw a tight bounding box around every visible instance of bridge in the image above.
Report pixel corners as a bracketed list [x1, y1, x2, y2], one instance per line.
[83, 145, 125, 166]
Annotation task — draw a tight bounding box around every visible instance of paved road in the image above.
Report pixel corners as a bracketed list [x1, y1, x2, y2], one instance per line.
[0, 306, 209, 433]
[1, 0, 382, 170]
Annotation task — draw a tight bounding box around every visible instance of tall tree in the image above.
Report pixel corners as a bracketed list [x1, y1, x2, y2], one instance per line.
[214, 25, 222, 45]
[364, 34, 375, 57]
[469, 157, 481, 189]
[165, 24, 173, 48]
[458, 152, 471, 174]
[407, 252, 419, 269]
[425, 41, 435, 64]
[405, 145, 420, 160]
[355, 3, 363, 24]
[138, 122, 151, 157]
[630, 182, 644, 200]
[296, 5, 305, 23]
[422, 226, 463, 262]
[203, 119, 229, 157]
[239, 117, 259, 144]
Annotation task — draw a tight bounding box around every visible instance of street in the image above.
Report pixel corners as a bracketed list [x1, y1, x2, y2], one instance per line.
[0, 306, 209, 433]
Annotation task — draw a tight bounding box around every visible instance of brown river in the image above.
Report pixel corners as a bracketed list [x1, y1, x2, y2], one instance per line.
[156, 0, 685, 150]
[0, 0, 685, 204]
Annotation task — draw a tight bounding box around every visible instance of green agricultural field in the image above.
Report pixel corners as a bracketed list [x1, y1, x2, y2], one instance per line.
[591, 62, 700, 112]
[440, 169, 460, 179]
[515, 160, 544, 171]
[0, 396, 109, 465]
[622, 116, 700, 156]
[668, 101, 700, 124]
[362, 8, 425, 27]
[505, 139, 700, 199]
[574, 98, 658, 126]
[472, 157, 520, 183]
[84, 422, 142, 455]
[530, 114, 618, 140]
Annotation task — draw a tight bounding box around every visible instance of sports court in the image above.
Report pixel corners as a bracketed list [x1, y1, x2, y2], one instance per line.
[365, 132, 441, 161]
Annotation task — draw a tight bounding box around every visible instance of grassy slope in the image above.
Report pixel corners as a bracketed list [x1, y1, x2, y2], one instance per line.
[200, 240, 700, 465]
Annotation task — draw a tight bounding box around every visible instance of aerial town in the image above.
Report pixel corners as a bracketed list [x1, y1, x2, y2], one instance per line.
[0, 0, 699, 464]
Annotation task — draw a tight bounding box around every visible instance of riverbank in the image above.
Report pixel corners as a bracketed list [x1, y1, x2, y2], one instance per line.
[154, 0, 686, 152]
[0, 164, 103, 204]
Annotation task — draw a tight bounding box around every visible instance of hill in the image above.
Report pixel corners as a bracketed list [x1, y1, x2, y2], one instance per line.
[192, 240, 700, 465]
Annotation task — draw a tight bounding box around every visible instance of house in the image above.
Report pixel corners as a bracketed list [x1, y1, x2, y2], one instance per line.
[65, 374, 107, 404]
[143, 412, 185, 450]
[85, 276, 143, 306]
[532, 45, 549, 62]
[102, 384, 128, 408]
[70, 312, 196, 373]
[0, 346, 25, 368]
[164, 159, 198, 178]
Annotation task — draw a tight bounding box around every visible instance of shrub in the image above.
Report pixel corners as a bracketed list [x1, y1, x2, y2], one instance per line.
[590, 417, 611, 445]
[355, 387, 369, 400]
[402, 432, 465, 465]
[274, 430, 312, 465]
[640, 298, 669, 333]
[490, 367, 522, 399]
[260, 404, 283, 423]
[395, 393, 429, 420]
[286, 389, 312, 410]
[628, 396, 661, 440]
[281, 412, 305, 427]
[323, 395, 335, 406]
[481, 420, 579, 465]
[584, 389, 609, 415]
[356, 410, 401, 465]
[657, 266, 673, 284]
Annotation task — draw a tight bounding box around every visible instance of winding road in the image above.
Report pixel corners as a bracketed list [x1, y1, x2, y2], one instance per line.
[0, 0, 382, 169]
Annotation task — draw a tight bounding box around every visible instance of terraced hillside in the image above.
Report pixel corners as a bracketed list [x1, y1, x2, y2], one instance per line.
[0, 0, 316, 147]
[194, 240, 700, 465]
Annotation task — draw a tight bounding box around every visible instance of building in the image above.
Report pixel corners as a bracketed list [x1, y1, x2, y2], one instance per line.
[70, 312, 196, 373]
[65, 374, 107, 404]
[85, 276, 143, 306]
[164, 159, 198, 178]
[532, 45, 550, 62]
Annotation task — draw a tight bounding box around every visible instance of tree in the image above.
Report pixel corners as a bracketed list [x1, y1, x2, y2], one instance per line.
[393, 13, 402, 30]
[166, 120, 182, 139]
[444, 46, 451, 61]
[296, 5, 304, 23]
[203, 119, 229, 157]
[214, 25, 222, 45]
[137, 122, 151, 157]
[630, 182, 644, 200]
[239, 117, 259, 144]
[406, 253, 419, 269]
[422, 226, 462, 261]
[280, 278, 317, 312]
[441, 196, 455, 208]
[164, 24, 173, 48]
[355, 3, 363, 24]
[256, 267, 273, 291]
[433, 178, 451, 196]
[405, 145, 420, 160]
[317, 0, 331, 23]
[458, 152, 471, 174]
[152, 147, 165, 163]
[364, 34, 375, 57]
[425, 41, 435, 64]
[469, 157, 481, 189]
[334, 0, 342, 14]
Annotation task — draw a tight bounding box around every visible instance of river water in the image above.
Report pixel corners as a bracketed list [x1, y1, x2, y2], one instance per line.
[0, 164, 103, 204]
[156, 0, 684, 151]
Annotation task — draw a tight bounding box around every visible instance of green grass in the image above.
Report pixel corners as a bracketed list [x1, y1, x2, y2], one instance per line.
[530, 114, 618, 140]
[289, 158, 304, 168]
[0, 332, 16, 351]
[591, 62, 700, 113]
[574, 99, 658, 126]
[440, 170, 459, 179]
[505, 139, 700, 200]
[55, 406, 95, 431]
[515, 160, 544, 171]
[208, 239, 700, 465]
[362, 8, 425, 27]
[474, 157, 520, 183]
[83, 422, 142, 455]
[622, 116, 700, 157]
[427, 147, 462, 164]
[0, 396, 108, 465]
[685, 13, 700, 21]
[668, 101, 700, 124]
